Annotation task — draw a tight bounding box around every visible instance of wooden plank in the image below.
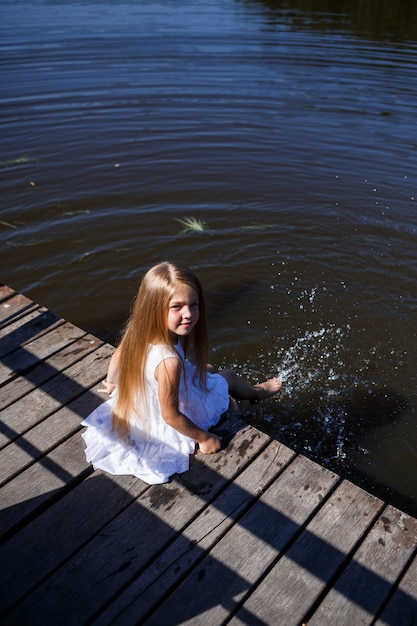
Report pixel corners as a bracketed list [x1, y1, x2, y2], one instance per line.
[0, 330, 106, 414]
[0, 432, 92, 541]
[308, 505, 417, 624]
[0, 292, 38, 327]
[0, 387, 105, 486]
[0, 285, 15, 302]
[0, 341, 112, 446]
[5, 416, 270, 625]
[93, 439, 296, 625]
[0, 472, 149, 616]
[376, 553, 417, 625]
[143, 454, 340, 626]
[0, 320, 83, 385]
[0, 307, 62, 357]
[230, 480, 384, 626]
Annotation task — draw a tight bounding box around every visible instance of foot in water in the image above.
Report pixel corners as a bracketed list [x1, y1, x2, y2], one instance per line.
[251, 377, 282, 403]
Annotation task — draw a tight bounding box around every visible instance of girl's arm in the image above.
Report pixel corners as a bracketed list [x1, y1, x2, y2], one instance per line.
[156, 357, 222, 454]
[98, 345, 121, 394]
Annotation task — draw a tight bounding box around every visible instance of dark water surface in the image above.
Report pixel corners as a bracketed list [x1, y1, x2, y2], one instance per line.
[1, 0, 417, 514]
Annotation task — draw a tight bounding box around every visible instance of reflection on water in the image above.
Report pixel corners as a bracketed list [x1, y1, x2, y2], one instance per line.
[248, 0, 417, 42]
[1, 0, 417, 515]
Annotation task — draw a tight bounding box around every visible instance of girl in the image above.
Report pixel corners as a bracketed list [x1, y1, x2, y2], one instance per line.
[82, 262, 281, 484]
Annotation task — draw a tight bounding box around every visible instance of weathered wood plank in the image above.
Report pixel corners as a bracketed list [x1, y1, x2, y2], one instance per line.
[0, 387, 105, 486]
[0, 341, 112, 446]
[93, 439, 296, 625]
[0, 432, 91, 541]
[0, 331, 107, 414]
[0, 292, 38, 327]
[0, 472, 149, 616]
[376, 553, 417, 626]
[0, 307, 61, 357]
[308, 505, 417, 624]
[4, 416, 270, 625]
[143, 454, 340, 626]
[0, 320, 83, 385]
[230, 480, 384, 626]
[0, 285, 15, 302]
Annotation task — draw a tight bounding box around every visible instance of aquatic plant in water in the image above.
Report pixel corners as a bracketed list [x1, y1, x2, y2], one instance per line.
[242, 223, 276, 231]
[176, 216, 211, 234]
[0, 220, 18, 229]
[176, 217, 275, 235]
[1, 156, 39, 168]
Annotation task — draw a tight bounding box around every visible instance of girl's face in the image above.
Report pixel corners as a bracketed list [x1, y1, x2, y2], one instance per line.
[167, 283, 200, 340]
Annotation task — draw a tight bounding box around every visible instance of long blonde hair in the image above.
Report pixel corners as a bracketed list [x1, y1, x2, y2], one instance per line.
[113, 262, 209, 436]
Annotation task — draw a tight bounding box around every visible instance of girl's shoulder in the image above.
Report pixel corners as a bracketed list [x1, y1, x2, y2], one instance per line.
[147, 343, 182, 369]
[148, 342, 177, 356]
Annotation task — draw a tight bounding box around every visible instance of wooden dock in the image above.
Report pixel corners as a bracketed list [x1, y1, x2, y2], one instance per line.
[1, 283, 416, 626]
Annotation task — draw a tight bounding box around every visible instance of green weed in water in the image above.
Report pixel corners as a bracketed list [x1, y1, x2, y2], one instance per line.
[6, 239, 54, 247]
[176, 216, 211, 234]
[62, 210, 91, 216]
[1, 156, 39, 168]
[242, 223, 276, 231]
[0, 220, 18, 229]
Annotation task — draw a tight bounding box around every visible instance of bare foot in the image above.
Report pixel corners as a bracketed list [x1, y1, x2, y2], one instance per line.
[251, 377, 282, 402]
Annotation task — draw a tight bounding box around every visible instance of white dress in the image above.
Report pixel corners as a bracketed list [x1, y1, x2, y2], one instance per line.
[81, 343, 229, 484]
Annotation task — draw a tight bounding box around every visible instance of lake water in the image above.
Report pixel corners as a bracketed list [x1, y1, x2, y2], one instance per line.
[1, 0, 417, 515]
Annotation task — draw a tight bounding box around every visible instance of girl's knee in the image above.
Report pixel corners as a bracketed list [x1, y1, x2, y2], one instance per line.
[219, 368, 235, 382]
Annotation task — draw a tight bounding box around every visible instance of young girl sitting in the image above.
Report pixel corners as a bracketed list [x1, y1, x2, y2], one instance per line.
[82, 261, 281, 484]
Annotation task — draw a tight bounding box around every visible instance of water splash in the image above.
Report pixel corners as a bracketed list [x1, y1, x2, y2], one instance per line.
[230, 320, 371, 472]
[238, 314, 410, 483]
[277, 324, 349, 396]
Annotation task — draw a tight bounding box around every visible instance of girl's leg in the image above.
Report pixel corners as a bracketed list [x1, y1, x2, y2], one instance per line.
[219, 369, 281, 401]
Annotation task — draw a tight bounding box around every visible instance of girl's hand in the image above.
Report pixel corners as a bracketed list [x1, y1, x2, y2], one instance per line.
[198, 432, 222, 454]
[97, 380, 117, 394]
